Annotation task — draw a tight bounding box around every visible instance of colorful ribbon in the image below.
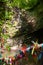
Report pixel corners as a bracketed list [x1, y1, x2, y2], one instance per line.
[0, 41, 43, 65]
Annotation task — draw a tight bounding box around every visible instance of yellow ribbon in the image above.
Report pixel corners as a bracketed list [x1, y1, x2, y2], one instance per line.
[31, 41, 38, 55]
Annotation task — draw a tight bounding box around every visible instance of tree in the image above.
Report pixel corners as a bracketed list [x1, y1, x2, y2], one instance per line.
[0, 0, 43, 65]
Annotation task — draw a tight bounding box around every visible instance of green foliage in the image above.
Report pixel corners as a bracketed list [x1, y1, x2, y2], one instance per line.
[11, 0, 38, 9]
[0, 20, 4, 34]
[0, 20, 4, 26]
[0, 2, 5, 20]
[5, 11, 13, 20]
[0, 0, 38, 20]
[0, 0, 9, 2]
[1, 33, 9, 40]
[6, 45, 11, 51]
[0, 0, 12, 20]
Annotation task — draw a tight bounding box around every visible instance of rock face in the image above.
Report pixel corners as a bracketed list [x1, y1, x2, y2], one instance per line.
[13, 7, 43, 36]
